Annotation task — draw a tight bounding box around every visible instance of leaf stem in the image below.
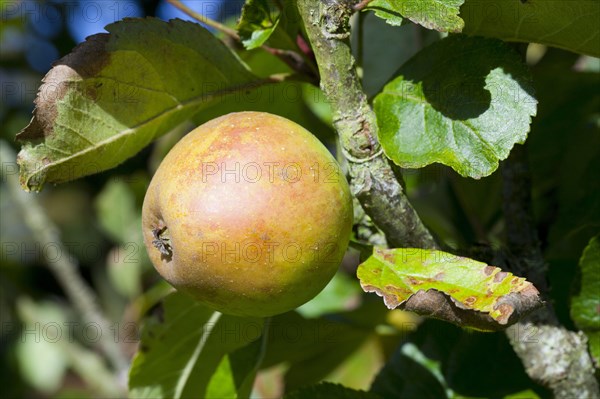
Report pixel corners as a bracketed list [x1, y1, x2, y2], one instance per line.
[166, 0, 240, 40]
[353, 0, 374, 11]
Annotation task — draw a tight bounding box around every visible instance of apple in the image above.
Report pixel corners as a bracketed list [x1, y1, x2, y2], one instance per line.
[142, 112, 353, 317]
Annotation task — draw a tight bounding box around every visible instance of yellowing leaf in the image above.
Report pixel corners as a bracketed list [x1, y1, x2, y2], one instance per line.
[357, 248, 540, 326]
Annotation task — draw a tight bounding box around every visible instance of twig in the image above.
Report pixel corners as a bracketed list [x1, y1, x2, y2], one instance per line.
[166, 0, 319, 82]
[166, 0, 240, 40]
[502, 144, 599, 398]
[0, 141, 129, 385]
[353, 0, 374, 11]
[262, 46, 320, 83]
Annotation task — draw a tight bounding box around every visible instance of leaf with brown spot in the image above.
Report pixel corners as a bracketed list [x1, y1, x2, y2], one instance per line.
[16, 18, 261, 192]
[357, 248, 542, 329]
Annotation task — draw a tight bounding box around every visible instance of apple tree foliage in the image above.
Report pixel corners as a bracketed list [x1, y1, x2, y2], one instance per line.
[9, 0, 600, 398]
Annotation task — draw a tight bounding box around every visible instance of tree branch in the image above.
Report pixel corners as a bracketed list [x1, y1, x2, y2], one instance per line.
[297, 0, 436, 250]
[0, 141, 129, 387]
[296, 0, 543, 331]
[502, 144, 599, 398]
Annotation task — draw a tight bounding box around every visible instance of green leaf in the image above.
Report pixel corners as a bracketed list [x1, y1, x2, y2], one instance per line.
[504, 390, 540, 399]
[96, 179, 147, 298]
[260, 311, 370, 391]
[128, 292, 264, 399]
[461, 0, 600, 57]
[285, 382, 382, 399]
[370, 343, 448, 399]
[17, 18, 259, 192]
[357, 247, 539, 324]
[106, 243, 144, 298]
[192, 81, 335, 143]
[237, 0, 279, 49]
[374, 35, 537, 178]
[406, 320, 538, 397]
[571, 235, 600, 367]
[237, 0, 302, 54]
[365, 0, 465, 32]
[16, 299, 69, 394]
[296, 272, 362, 318]
[206, 336, 265, 398]
[324, 336, 386, 391]
[528, 61, 600, 261]
[95, 179, 136, 243]
[240, 46, 293, 77]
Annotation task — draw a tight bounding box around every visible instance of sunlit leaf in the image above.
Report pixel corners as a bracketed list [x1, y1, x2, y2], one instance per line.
[237, 0, 279, 50]
[128, 293, 264, 399]
[260, 312, 370, 391]
[374, 35, 537, 178]
[237, 0, 279, 49]
[237, 0, 300, 51]
[365, 0, 465, 32]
